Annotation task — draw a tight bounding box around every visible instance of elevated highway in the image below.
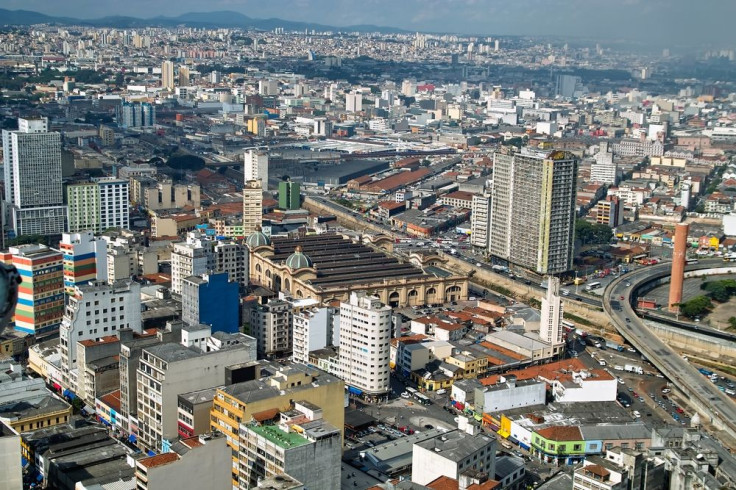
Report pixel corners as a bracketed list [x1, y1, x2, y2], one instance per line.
[604, 259, 736, 444]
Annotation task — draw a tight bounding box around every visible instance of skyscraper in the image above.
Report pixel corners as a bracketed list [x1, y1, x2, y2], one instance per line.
[243, 149, 269, 188]
[181, 272, 239, 334]
[178, 65, 190, 87]
[2, 117, 66, 237]
[278, 181, 300, 210]
[489, 149, 578, 275]
[161, 60, 174, 90]
[470, 191, 492, 249]
[338, 292, 392, 397]
[539, 276, 564, 353]
[242, 180, 263, 235]
[118, 102, 156, 128]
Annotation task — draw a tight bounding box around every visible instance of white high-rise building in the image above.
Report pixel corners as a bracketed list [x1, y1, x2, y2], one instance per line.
[244, 149, 269, 188]
[67, 178, 129, 233]
[539, 276, 564, 353]
[170, 231, 248, 294]
[470, 191, 492, 249]
[292, 306, 334, 365]
[590, 142, 617, 185]
[243, 180, 263, 235]
[59, 280, 142, 379]
[490, 149, 578, 275]
[2, 117, 66, 237]
[161, 60, 174, 90]
[338, 292, 392, 396]
[345, 92, 363, 113]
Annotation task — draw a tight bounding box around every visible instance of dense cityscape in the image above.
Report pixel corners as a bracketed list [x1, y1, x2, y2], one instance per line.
[1, 4, 736, 490]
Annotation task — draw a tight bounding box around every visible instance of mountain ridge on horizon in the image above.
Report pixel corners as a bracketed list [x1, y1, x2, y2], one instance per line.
[0, 8, 410, 34]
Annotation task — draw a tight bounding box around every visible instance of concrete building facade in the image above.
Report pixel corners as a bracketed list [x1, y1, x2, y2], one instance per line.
[338, 292, 392, 396]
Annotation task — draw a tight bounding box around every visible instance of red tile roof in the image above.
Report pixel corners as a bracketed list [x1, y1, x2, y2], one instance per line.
[138, 452, 179, 468]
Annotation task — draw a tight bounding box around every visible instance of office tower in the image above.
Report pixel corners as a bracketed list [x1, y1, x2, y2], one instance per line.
[59, 280, 142, 374]
[2, 117, 66, 237]
[181, 273, 239, 334]
[238, 404, 341, 489]
[489, 149, 578, 275]
[105, 233, 158, 284]
[250, 298, 292, 357]
[258, 79, 279, 96]
[0, 245, 63, 335]
[67, 178, 129, 233]
[314, 117, 332, 136]
[669, 223, 689, 313]
[161, 60, 174, 90]
[345, 92, 363, 112]
[401, 79, 416, 97]
[119, 102, 156, 128]
[209, 70, 220, 84]
[243, 179, 263, 235]
[136, 334, 256, 452]
[210, 365, 344, 489]
[292, 306, 335, 365]
[555, 74, 586, 99]
[278, 181, 300, 210]
[243, 149, 269, 188]
[470, 191, 492, 249]
[170, 232, 248, 294]
[540, 276, 564, 351]
[178, 65, 190, 87]
[60, 231, 108, 294]
[338, 292, 392, 397]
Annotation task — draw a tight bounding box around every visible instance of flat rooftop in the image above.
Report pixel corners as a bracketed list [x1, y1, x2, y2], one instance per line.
[248, 424, 308, 449]
[415, 429, 495, 463]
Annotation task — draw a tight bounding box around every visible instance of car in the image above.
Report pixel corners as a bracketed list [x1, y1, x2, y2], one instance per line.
[638, 397, 645, 402]
[618, 377, 625, 384]
[626, 318, 631, 323]
[401, 392, 410, 399]
[633, 410, 641, 418]
[649, 393, 655, 398]
[676, 407, 684, 414]
[628, 387, 634, 393]
[424, 424, 434, 429]
[661, 388, 671, 394]
[625, 282, 631, 287]
[632, 392, 639, 398]
[627, 347, 637, 353]
[620, 295, 625, 300]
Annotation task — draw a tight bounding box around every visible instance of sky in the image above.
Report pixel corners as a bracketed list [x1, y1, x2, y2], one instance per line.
[0, 0, 733, 46]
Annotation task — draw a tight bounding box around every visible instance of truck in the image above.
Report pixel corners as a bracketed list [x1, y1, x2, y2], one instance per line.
[625, 364, 644, 375]
[491, 265, 507, 273]
[605, 341, 625, 352]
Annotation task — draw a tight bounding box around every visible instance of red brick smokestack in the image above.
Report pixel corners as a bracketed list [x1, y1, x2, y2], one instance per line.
[668, 223, 689, 313]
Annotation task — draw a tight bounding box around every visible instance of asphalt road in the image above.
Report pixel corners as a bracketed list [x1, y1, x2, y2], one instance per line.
[604, 259, 736, 446]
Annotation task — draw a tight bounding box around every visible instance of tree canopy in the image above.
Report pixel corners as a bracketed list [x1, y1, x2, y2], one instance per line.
[677, 295, 712, 319]
[575, 220, 613, 245]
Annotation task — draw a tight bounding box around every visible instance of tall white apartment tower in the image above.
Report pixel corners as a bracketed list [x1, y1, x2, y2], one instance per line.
[539, 276, 564, 353]
[470, 191, 492, 249]
[243, 179, 263, 235]
[489, 149, 578, 275]
[338, 292, 392, 396]
[244, 149, 269, 189]
[161, 60, 175, 90]
[2, 117, 66, 237]
[345, 92, 363, 113]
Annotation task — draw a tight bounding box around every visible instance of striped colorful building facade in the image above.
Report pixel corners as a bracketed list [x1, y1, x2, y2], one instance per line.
[60, 232, 108, 294]
[0, 244, 64, 335]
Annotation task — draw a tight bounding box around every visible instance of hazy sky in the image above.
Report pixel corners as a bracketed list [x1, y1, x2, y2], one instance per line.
[1, 0, 733, 46]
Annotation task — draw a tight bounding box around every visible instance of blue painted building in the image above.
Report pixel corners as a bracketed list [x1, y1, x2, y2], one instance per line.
[182, 272, 240, 334]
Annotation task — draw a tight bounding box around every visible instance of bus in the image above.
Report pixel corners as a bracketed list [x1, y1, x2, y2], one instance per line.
[585, 282, 602, 291]
[405, 387, 418, 397]
[685, 258, 699, 265]
[414, 393, 432, 405]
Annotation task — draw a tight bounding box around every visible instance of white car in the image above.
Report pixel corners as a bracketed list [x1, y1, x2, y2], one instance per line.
[632, 410, 641, 418]
[401, 392, 410, 399]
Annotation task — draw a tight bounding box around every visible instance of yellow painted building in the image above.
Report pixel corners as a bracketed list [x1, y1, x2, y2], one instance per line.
[445, 352, 489, 379]
[3, 397, 72, 434]
[210, 366, 344, 489]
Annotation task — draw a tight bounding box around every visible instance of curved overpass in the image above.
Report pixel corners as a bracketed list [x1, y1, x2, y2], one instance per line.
[604, 259, 736, 443]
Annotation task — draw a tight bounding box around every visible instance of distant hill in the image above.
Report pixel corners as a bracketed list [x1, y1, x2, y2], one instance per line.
[0, 8, 408, 34]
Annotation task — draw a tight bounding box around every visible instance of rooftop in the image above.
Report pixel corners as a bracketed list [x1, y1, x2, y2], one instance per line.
[415, 429, 495, 463]
[248, 424, 309, 449]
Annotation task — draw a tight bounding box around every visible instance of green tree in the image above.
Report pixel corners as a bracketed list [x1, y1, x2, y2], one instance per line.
[678, 295, 713, 319]
[575, 220, 613, 245]
[728, 316, 736, 330]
